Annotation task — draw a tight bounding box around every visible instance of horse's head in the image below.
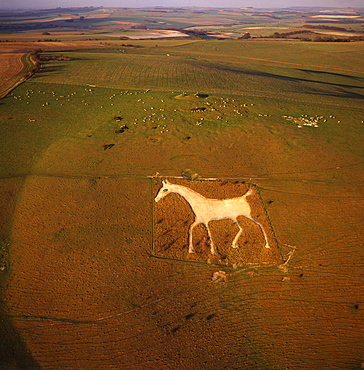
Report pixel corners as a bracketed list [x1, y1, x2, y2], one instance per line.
[155, 180, 173, 202]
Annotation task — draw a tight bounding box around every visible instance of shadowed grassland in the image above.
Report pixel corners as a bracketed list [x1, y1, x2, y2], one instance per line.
[0, 34, 363, 369]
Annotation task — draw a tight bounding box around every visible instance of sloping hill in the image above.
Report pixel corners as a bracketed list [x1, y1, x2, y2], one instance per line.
[0, 37, 363, 369]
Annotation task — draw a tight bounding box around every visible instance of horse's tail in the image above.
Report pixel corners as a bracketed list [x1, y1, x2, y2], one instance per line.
[244, 188, 253, 198]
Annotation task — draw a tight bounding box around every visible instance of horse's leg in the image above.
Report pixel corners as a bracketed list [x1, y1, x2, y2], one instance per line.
[246, 217, 270, 248]
[231, 218, 243, 248]
[188, 221, 199, 253]
[204, 222, 216, 255]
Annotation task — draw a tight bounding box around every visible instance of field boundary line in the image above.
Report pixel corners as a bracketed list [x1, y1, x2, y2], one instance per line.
[0, 52, 38, 100]
[10, 298, 166, 330]
[1, 173, 363, 202]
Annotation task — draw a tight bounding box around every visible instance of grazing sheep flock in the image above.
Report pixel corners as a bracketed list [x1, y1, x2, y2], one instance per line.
[9, 87, 349, 136]
[13, 87, 251, 134]
[283, 114, 343, 128]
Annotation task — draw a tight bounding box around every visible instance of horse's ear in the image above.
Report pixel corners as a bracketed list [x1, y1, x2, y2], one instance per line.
[163, 179, 171, 185]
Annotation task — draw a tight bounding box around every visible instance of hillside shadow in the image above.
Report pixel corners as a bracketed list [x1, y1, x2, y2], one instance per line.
[305, 86, 364, 100]
[0, 178, 41, 368]
[31, 64, 67, 79]
[196, 60, 364, 98]
[0, 295, 41, 369]
[297, 68, 364, 84]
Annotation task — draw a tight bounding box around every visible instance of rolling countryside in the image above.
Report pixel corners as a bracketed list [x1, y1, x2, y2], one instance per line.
[0, 6, 363, 369]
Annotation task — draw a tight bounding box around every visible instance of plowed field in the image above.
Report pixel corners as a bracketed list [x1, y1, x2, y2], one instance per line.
[0, 54, 23, 84]
[0, 53, 26, 98]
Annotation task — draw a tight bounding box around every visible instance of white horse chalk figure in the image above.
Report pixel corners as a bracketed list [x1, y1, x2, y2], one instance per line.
[155, 180, 270, 255]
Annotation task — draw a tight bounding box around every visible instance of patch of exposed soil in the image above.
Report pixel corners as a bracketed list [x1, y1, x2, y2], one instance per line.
[154, 178, 281, 267]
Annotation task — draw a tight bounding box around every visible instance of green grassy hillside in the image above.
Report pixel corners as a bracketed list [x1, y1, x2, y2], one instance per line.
[30, 41, 364, 104]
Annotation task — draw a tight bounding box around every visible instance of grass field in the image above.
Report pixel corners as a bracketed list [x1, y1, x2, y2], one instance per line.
[20, 40, 364, 107]
[0, 6, 364, 370]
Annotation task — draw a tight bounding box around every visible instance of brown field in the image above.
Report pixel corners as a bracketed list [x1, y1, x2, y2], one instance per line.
[33, 13, 112, 22]
[0, 53, 23, 84]
[125, 30, 188, 39]
[111, 21, 142, 28]
[2, 122, 363, 368]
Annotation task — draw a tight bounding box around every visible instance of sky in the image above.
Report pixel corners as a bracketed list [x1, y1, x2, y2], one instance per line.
[1, 0, 363, 9]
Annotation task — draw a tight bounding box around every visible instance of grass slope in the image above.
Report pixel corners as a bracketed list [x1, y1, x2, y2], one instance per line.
[0, 36, 363, 369]
[29, 41, 364, 105]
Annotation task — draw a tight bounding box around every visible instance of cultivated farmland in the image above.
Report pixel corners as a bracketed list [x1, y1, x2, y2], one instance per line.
[0, 6, 364, 370]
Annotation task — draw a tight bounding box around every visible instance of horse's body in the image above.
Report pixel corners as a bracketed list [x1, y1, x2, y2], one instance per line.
[155, 180, 270, 255]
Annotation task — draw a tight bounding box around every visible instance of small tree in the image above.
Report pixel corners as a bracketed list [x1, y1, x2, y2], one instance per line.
[239, 32, 251, 39]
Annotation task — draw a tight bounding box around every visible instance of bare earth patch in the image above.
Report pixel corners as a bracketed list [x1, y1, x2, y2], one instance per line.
[0, 53, 23, 84]
[123, 30, 188, 39]
[153, 178, 281, 267]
